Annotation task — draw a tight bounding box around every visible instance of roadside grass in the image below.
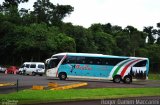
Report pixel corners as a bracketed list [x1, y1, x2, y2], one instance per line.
[149, 73, 160, 80]
[0, 88, 160, 104]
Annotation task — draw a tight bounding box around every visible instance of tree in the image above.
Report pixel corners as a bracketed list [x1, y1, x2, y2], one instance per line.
[111, 25, 123, 35]
[143, 26, 156, 44]
[93, 32, 115, 54]
[157, 22, 160, 28]
[62, 24, 97, 53]
[55, 33, 76, 52]
[157, 37, 160, 44]
[89, 23, 103, 32]
[123, 26, 147, 56]
[136, 48, 148, 57]
[115, 32, 131, 56]
[101, 23, 112, 34]
[32, 0, 74, 26]
[145, 44, 160, 72]
[14, 23, 59, 62]
[0, 0, 28, 24]
[156, 22, 160, 44]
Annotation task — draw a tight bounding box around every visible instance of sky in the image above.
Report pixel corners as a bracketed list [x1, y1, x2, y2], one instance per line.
[0, 0, 160, 31]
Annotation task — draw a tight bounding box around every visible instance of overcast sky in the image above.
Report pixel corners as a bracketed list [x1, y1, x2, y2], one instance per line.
[0, 0, 160, 31]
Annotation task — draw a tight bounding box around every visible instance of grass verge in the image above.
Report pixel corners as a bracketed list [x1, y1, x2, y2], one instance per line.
[0, 88, 160, 104]
[149, 73, 160, 80]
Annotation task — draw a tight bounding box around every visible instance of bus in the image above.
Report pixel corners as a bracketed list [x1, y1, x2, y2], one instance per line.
[45, 53, 149, 83]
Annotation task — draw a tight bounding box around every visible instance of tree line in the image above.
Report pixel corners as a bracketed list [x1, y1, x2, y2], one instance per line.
[0, 0, 160, 72]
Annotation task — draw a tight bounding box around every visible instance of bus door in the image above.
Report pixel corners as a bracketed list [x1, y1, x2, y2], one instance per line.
[47, 58, 59, 76]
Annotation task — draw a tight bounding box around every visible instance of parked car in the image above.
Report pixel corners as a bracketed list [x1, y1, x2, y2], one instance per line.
[6, 66, 19, 74]
[0, 66, 7, 73]
[19, 62, 45, 76]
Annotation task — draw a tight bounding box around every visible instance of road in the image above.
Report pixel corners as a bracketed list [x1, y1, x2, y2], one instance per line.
[35, 96, 160, 105]
[0, 73, 160, 94]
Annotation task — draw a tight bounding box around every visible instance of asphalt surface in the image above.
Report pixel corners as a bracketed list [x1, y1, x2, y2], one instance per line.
[35, 96, 160, 105]
[1, 73, 160, 94]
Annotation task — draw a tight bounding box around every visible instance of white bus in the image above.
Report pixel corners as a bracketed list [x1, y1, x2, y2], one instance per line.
[45, 53, 149, 83]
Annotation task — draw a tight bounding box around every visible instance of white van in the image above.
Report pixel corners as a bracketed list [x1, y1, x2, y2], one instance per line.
[19, 62, 45, 76]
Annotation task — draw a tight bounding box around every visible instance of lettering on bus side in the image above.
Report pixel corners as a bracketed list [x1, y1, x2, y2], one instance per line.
[75, 64, 92, 70]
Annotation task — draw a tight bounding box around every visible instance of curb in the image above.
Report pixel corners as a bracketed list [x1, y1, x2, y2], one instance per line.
[50, 82, 88, 90]
[0, 83, 16, 87]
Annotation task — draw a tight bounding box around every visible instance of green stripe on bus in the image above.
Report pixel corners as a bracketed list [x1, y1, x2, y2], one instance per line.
[112, 59, 132, 78]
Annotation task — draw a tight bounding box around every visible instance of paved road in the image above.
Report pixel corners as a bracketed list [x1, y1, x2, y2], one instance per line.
[0, 73, 160, 94]
[0, 73, 77, 94]
[27, 96, 160, 105]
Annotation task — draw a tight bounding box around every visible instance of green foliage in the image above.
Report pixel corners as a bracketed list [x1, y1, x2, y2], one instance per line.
[115, 32, 131, 56]
[149, 73, 160, 80]
[93, 32, 115, 54]
[134, 46, 160, 72]
[143, 26, 155, 44]
[62, 24, 97, 53]
[55, 33, 76, 52]
[32, 0, 74, 26]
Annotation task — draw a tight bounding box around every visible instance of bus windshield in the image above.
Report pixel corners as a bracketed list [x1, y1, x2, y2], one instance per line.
[47, 55, 64, 69]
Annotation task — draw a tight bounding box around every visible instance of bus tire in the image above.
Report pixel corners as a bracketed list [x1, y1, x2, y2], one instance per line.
[113, 75, 121, 83]
[18, 71, 22, 75]
[123, 75, 132, 84]
[59, 72, 67, 80]
[32, 72, 36, 76]
[39, 74, 43, 76]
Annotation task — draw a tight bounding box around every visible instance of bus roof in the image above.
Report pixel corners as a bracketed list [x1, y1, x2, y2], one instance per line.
[51, 53, 148, 59]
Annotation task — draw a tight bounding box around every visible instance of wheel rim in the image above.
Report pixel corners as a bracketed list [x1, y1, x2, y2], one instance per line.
[61, 74, 66, 79]
[32, 72, 36, 76]
[125, 77, 131, 83]
[115, 77, 120, 83]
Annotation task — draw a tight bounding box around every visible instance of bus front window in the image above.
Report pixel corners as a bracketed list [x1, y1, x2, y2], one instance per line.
[46, 55, 64, 69]
[48, 59, 59, 69]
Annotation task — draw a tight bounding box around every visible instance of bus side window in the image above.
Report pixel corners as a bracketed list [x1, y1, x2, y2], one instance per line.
[76, 56, 86, 64]
[85, 57, 93, 64]
[85, 57, 102, 65]
[133, 60, 147, 67]
[96, 58, 102, 65]
[102, 58, 126, 66]
[64, 56, 76, 64]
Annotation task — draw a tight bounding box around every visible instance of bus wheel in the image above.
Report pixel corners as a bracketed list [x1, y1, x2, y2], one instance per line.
[32, 72, 36, 76]
[39, 74, 43, 76]
[59, 72, 67, 80]
[113, 75, 121, 83]
[18, 71, 22, 75]
[123, 75, 132, 84]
